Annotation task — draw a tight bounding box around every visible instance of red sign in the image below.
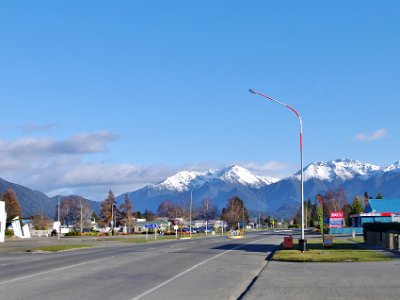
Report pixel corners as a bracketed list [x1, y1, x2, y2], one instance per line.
[330, 211, 344, 219]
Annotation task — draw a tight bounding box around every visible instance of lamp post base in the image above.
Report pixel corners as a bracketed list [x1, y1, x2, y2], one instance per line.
[298, 239, 307, 252]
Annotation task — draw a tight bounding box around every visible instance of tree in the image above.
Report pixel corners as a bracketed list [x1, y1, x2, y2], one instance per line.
[92, 211, 99, 222]
[351, 197, 364, 215]
[100, 190, 119, 227]
[157, 200, 182, 219]
[196, 198, 217, 221]
[363, 191, 369, 207]
[3, 187, 22, 221]
[32, 214, 52, 230]
[323, 188, 347, 217]
[143, 209, 156, 221]
[342, 196, 364, 227]
[376, 192, 383, 199]
[120, 194, 135, 231]
[221, 196, 249, 229]
[57, 196, 92, 228]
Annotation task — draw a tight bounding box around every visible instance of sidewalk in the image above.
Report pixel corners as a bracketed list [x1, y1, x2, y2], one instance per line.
[242, 237, 400, 300]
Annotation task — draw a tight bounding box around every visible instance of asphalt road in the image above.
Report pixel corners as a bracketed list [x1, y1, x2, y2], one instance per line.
[0, 232, 281, 300]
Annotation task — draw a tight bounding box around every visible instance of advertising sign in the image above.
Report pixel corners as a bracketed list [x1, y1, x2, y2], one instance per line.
[330, 211, 344, 218]
[329, 218, 345, 228]
[329, 211, 344, 228]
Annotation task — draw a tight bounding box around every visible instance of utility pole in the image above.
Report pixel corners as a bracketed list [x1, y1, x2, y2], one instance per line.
[80, 198, 83, 235]
[58, 198, 60, 240]
[189, 190, 193, 239]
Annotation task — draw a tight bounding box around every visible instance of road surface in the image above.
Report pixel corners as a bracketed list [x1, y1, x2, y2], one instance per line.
[0, 232, 281, 300]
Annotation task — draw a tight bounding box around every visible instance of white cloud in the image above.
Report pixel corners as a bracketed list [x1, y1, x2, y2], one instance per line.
[0, 132, 298, 201]
[0, 131, 155, 199]
[354, 129, 389, 142]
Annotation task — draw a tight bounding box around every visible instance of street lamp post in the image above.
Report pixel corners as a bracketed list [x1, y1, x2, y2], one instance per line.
[249, 88, 306, 251]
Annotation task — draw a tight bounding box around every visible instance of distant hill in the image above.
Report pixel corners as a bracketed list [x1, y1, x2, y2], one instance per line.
[0, 178, 56, 218]
[0, 178, 100, 219]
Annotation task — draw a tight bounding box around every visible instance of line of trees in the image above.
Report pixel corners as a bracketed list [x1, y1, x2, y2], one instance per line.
[97, 194, 250, 230]
[293, 188, 385, 227]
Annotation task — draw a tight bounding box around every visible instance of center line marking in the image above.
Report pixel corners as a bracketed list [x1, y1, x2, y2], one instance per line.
[131, 236, 272, 300]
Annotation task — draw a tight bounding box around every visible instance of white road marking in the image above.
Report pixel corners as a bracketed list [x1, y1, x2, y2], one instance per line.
[0, 257, 110, 286]
[131, 236, 272, 300]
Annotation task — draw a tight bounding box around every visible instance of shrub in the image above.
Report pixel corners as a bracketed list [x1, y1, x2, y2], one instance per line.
[65, 231, 79, 236]
[163, 231, 175, 235]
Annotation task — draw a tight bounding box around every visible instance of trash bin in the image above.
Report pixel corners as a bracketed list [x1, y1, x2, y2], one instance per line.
[283, 236, 293, 249]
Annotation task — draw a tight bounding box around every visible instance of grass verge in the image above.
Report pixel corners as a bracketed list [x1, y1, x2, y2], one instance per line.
[272, 238, 391, 262]
[31, 244, 95, 252]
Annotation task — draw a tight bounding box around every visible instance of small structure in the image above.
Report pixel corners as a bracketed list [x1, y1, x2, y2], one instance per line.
[351, 199, 400, 227]
[0, 201, 7, 243]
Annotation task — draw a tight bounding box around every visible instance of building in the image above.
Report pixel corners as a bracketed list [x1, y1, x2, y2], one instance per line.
[351, 198, 400, 227]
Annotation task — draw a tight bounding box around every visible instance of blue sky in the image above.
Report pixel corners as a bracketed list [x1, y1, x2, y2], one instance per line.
[0, 1, 399, 200]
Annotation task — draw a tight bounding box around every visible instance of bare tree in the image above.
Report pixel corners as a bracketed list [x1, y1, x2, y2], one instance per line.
[58, 196, 92, 228]
[120, 194, 135, 231]
[157, 200, 182, 219]
[32, 214, 52, 230]
[323, 188, 347, 217]
[221, 196, 249, 229]
[196, 198, 217, 220]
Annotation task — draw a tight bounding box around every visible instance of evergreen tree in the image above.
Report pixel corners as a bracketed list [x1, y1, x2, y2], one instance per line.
[363, 191, 369, 207]
[351, 197, 364, 215]
[3, 187, 22, 221]
[92, 211, 99, 222]
[100, 190, 118, 226]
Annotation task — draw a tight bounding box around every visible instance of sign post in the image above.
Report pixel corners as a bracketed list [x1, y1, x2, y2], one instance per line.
[145, 224, 157, 240]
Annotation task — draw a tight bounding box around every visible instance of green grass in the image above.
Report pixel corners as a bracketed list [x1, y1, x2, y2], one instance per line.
[348, 237, 364, 243]
[272, 238, 391, 262]
[31, 244, 95, 252]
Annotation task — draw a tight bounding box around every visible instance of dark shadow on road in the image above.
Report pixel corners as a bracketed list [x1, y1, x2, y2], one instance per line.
[212, 243, 280, 254]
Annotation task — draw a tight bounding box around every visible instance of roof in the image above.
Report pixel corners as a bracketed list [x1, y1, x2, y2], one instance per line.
[365, 199, 400, 214]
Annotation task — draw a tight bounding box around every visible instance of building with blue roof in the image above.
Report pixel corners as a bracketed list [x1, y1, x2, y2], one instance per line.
[351, 199, 400, 227]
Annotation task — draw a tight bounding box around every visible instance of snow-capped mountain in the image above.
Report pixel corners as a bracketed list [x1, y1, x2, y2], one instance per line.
[117, 159, 400, 219]
[298, 159, 382, 181]
[155, 165, 279, 192]
[295, 159, 400, 182]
